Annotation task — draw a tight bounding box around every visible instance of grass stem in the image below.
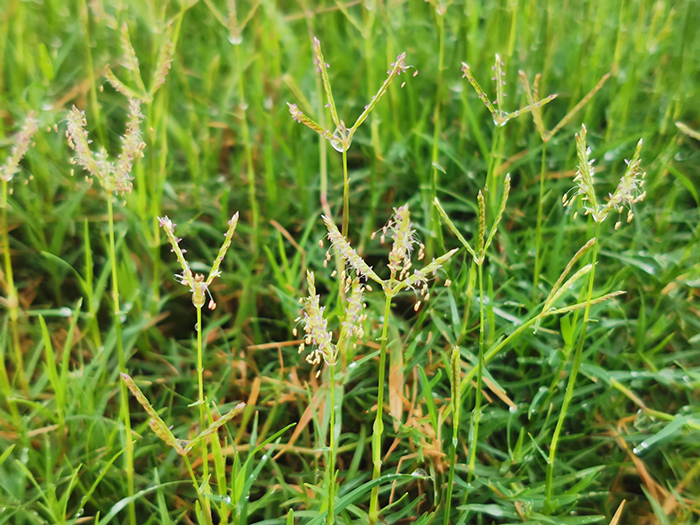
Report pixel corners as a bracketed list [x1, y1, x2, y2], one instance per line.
[2, 179, 27, 393]
[368, 292, 392, 525]
[327, 361, 336, 525]
[342, 148, 349, 238]
[467, 262, 486, 488]
[533, 142, 548, 299]
[196, 305, 210, 488]
[107, 195, 135, 525]
[544, 220, 601, 512]
[235, 44, 259, 251]
[485, 126, 503, 215]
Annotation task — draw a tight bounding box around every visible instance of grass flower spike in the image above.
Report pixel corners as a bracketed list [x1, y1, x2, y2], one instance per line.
[66, 99, 146, 194]
[299, 271, 337, 367]
[563, 124, 646, 227]
[1, 113, 39, 183]
[104, 22, 175, 102]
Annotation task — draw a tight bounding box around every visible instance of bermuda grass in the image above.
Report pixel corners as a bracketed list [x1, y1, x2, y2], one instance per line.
[0, 0, 699, 523]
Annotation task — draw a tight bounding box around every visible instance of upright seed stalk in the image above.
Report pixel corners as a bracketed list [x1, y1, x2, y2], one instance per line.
[235, 44, 259, 251]
[429, 13, 445, 255]
[107, 195, 136, 525]
[533, 142, 548, 298]
[467, 261, 486, 487]
[443, 346, 461, 525]
[485, 126, 503, 214]
[342, 148, 349, 237]
[369, 292, 393, 525]
[197, 306, 207, 475]
[196, 304, 211, 513]
[2, 179, 27, 392]
[327, 360, 336, 524]
[545, 220, 601, 512]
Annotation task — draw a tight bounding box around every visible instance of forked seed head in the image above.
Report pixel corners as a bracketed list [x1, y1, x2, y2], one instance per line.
[159, 213, 239, 310]
[565, 124, 645, 226]
[66, 100, 145, 194]
[603, 138, 646, 223]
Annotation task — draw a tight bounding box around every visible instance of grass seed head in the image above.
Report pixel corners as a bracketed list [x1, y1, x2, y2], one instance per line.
[66, 100, 145, 194]
[386, 204, 417, 281]
[300, 271, 337, 366]
[341, 278, 367, 341]
[1, 112, 39, 183]
[159, 212, 239, 310]
[323, 215, 382, 285]
[566, 125, 645, 226]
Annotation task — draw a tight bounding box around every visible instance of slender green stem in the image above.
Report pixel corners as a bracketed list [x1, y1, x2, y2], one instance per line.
[107, 196, 135, 525]
[327, 361, 336, 525]
[429, 14, 445, 255]
[235, 44, 259, 251]
[485, 126, 503, 214]
[444, 349, 461, 525]
[533, 142, 548, 300]
[184, 455, 214, 525]
[342, 148, 349, 238]
[78, 0, 105, 145]
[2, 179, 27, 393]
[196, 306, 209, 482]
[544, 221, 601, 513]
[196, 305, 213, 519]
[467, 263, 485, 485]
[369, 292, 392, 525]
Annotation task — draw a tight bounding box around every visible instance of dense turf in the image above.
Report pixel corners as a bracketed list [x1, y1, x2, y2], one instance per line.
[1, 0, 699, 523]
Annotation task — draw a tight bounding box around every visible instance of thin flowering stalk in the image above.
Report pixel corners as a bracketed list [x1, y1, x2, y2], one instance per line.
[1, 113, 38, 394]
[545, 127, 645, 512]
[322, 207, 455, 524]
[234, 43, 260, 250]
[295, 270, 367, 523]
[107, 194, 136, 520]
[429, 7, 446, 257]
[432, 178, 510, 513]
[159, 213, 239, 497]
[443, 345, 461, 525]
[66, 100, 145, 524]
[66, 99, 146, 523]
[299, 271, 338, 523]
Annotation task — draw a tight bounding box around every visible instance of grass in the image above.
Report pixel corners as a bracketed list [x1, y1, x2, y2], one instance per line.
[1, 0, 699, 524]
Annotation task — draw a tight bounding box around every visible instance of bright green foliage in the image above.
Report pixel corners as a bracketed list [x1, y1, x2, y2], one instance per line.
[0, 1, 699, 524]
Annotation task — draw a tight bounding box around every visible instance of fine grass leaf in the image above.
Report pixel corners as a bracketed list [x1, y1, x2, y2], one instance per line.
[0, 444, 15, 466]
[307, 473, 414, 525]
